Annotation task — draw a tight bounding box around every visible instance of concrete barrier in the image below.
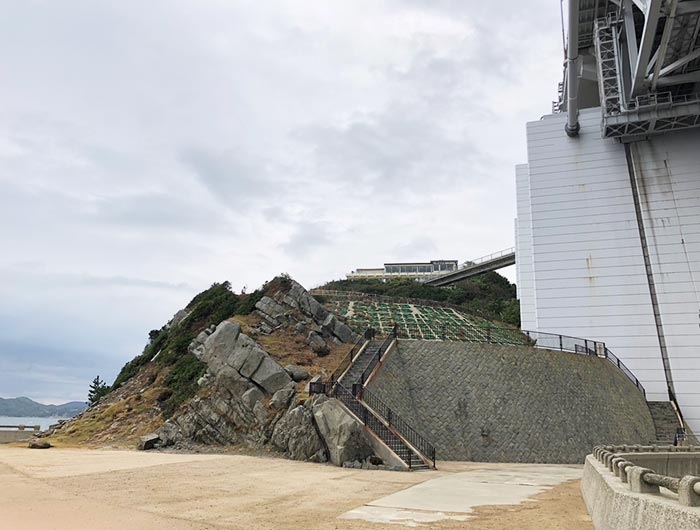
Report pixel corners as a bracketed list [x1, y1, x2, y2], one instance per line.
[581, 446, 700, 530]
[0, 425, 40, 443]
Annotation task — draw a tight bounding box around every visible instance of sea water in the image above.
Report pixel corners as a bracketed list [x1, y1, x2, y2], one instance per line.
[0, 416, 66, 431]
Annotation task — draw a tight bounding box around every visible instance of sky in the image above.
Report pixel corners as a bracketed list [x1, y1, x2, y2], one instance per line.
[0, 0, 564, 404]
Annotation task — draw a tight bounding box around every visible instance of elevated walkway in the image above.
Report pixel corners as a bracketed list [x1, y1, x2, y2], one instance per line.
[425, 248, 515, 287]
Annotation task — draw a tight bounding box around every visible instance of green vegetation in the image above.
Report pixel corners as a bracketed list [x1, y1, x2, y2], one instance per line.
[111, 281, 265, 418]
[319, 272, 520, 327]
[87, 376, 110, 406]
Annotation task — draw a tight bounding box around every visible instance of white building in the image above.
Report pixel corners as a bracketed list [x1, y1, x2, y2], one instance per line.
[516, 1, 700, 436]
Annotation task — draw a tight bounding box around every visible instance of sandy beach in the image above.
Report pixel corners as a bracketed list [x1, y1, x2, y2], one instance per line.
[0, 446, 594, 530]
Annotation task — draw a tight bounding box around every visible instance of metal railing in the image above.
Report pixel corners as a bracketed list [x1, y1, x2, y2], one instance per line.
[361, 387, 436, 467]
[332, 383, 426, 470]
[358, 329, 396, 386]
[604, 348, 645, 396]
[330, 331, 367, 384]
[458, 247, 515, 269]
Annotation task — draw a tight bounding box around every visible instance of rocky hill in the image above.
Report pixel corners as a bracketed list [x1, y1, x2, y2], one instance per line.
[46, 276, 381, 466]
[0, 397, 86, 418]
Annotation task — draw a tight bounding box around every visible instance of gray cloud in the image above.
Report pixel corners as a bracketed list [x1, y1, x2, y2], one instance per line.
[0, 1, 563, 402]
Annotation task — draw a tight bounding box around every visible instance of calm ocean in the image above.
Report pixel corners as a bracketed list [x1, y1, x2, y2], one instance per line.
[0, 416, 65, 431]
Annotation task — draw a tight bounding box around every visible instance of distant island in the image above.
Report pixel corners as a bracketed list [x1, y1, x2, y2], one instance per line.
[0, 397, 86, 418]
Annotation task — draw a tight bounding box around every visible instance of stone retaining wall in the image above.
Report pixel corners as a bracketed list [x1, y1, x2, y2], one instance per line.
[368, 340, 656, 463]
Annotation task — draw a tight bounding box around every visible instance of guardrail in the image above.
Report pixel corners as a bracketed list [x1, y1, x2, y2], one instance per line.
[360, 387, 436, 468]
[0, 424, 40, 431]
[358, 330, 396, 386]
[458, 247, 515, 269]
[332, 383, 427, 470]
[329, 331, 368, 384]
[594, 445, 700, 507]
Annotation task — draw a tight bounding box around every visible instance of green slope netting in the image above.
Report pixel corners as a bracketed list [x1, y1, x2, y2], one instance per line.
[328, 300, 529, 345]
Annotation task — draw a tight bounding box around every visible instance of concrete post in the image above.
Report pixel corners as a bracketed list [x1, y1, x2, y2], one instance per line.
[619, 462, 634, 483]
[678, 476, 700, 507]
[610, 456, 624, 473]
[628, 467, 660, 494]
[611, 457, 625, 477]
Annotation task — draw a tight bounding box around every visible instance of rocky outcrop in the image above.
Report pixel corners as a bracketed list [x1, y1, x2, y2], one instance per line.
[137, 433, 161, 450]
[252, 279, 358, 350]
[311, 395, 374, 465]
[271, 405, 325, 462]
[155, 298, 375, 467]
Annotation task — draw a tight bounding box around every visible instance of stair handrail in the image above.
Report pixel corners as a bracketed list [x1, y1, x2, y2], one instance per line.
[332, 383, 426, 470]
[330, 329, 369, 384]
[358, 325, 397, 386]
[360, 386, 436, 468]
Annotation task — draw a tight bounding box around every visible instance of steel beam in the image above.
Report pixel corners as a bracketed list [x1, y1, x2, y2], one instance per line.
[658, 46, 700, 76]
[655, 70, 700, 86]
[624, 0, 639, 69]
[630, 0, 663, 96]
[650, 0, 679, 91]
[676, 1, 700, 16]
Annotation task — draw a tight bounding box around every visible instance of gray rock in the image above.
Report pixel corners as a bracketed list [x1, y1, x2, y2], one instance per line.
[255, 296, 288, 320]
[239, 346, 265, 379]
[201, 321, 241, 366]
[27, 440, 51, 449]
[137, 433, 160, 451]
[293, 322, 307, 334]
[251, 356, 292, 394]
[253, 401, 269, 425]
[312, 398, 374, 466]
[307, 331, 330, 356]
[270, 381, 296, 410]
[241, 387, 265, 410]
[169, 309, 190, 329]
[285, 365, 309, 382]
[271, 405, 326, 462]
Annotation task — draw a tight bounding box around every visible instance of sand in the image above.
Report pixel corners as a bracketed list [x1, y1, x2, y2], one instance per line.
[0, 447, 594, 530]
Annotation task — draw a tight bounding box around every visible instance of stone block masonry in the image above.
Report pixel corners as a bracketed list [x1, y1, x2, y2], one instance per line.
[368, 340, 657, 463]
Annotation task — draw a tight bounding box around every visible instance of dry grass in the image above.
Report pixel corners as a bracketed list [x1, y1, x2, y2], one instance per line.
[47, 365, 169, 448]
[231, 314, 353, 379]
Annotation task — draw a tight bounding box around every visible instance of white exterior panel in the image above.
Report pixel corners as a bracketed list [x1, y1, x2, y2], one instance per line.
[516, 107, 700, 433]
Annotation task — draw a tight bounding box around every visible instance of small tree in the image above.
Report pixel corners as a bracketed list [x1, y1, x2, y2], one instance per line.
[87, 376, 110, 406]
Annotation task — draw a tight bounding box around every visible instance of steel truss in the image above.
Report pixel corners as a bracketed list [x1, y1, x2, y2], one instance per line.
[566, 0, 700, 139]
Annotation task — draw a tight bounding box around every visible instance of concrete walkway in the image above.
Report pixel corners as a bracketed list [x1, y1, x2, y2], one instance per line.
[341, 465, 583, 526]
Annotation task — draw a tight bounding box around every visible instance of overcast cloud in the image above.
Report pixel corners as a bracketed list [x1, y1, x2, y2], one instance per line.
[0, 0, 562, 404]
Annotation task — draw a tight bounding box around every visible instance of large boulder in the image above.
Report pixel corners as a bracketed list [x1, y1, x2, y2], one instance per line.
[271, 405, 326, 462]
[251, 356, 292, 394]
[137, 433, 161, 451]
[270, 381, 296, 410]
[285, 365, 309, 382]
[199, 321, 242, 369]
[311, 397, 373, 465]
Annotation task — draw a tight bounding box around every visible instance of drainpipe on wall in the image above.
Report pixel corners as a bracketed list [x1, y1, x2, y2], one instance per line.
[565, 0, 581, 137]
